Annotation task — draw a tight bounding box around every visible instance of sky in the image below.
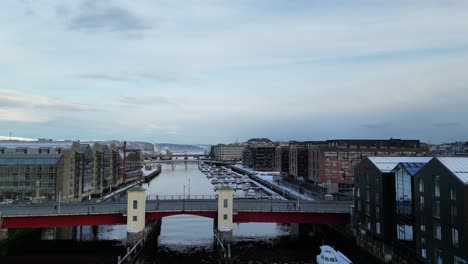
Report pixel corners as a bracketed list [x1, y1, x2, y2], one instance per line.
[1, 0, 468, 145]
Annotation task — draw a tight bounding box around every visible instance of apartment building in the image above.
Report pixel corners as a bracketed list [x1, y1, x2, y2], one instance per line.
[310, 139, 428, 193]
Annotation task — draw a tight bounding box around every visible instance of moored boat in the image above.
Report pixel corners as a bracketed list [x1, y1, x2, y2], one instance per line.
[316, 245, 352, 264]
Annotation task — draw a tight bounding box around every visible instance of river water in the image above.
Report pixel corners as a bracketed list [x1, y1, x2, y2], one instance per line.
[0, 162, 375, 264]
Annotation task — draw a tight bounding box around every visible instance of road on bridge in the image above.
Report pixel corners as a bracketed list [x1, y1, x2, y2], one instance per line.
[0, 198, 351, 217]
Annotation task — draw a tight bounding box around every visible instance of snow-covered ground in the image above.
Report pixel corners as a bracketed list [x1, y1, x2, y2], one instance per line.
[232, 165, 315, 201]
[257, 175, 314, 201]
[142, 165, 160, 176]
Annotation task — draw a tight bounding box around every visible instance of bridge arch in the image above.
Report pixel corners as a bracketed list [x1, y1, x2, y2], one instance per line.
[145, 211, 217, 223]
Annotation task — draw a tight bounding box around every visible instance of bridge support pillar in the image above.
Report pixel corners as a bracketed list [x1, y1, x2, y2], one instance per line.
[217, 186, 233, 233]
[216, 186, 233, 262]
[126, 186, 146, 246]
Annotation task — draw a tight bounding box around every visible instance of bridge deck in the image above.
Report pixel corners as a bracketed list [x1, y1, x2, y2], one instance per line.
[0, 199, 351, 228]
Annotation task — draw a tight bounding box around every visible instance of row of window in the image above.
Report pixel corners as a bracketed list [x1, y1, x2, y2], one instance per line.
[418, 176, 457, 201]
[0, 166, 56, 173]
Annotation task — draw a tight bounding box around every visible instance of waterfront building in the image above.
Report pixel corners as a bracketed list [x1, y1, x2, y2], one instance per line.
[289, 141, 326, 179]
[413, 157, 468, 264]
[353, 156, 432, 262]
[0, 141, 126, 202]
[121, 149, 143, 179]
[92, 143, 110, 194]
[309, 139, 428, 194]
[0, 154, 63, 200]
[242, 145, 276, 171]
[211, 144, 245, 162]
[275, 145, 289, 175]
[109, 144, 123, 187]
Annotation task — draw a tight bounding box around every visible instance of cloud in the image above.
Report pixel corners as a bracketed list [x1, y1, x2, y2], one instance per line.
[0, 89, 90, 112]
[76, 74, 134, 82]
[0, 89, 94, 123]
[63, 1, 149, 32]
[120, 95, 173, 105]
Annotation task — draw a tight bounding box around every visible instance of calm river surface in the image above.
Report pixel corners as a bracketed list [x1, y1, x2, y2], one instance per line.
[0, 163, 374, 264]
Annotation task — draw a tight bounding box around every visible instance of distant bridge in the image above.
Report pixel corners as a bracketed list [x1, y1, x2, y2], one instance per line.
[0, 196, 351, 229]
[142, 153, 211, 160]
[142, 160, 232, 165]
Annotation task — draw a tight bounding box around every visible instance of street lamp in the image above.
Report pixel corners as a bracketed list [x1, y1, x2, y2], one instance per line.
[183, 184, 186, 211]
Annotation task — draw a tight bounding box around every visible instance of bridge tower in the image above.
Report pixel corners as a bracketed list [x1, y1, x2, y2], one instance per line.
[127, 186, 146, 246]
[215, 186, 233, 262]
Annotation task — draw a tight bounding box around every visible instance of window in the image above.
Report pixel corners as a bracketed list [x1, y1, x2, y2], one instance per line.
[223, 198, 228, 208]
[434, 248, 442, 264]
[223, 214, 228, 220]
[419, 178, 424, 192]
[433, 200, 440, 218]
[356, 186, 360, 198]
[133, 200, 138, 209]
[419, 196, 424, 211]
[450, 187, 456, 201]
[434, 223, 441, 240]
[365, 203, 370, 216]
[434, 175, 440, 197]
[133, 216, 137, 222]
[451, 205, 458, 221]
[365, 190, 370, 202]
[452, 228, 459, 248]
[376, 207, 380, 219]
[375, 192, 380, 203]
[376, 222, 381, 235]
[397, 225, 413, 241]
[421, 237, 426, 259]
[420, 225, 426, 232]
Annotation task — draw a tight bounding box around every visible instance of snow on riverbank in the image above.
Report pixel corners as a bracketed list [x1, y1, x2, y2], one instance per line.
[232, 165, 315, 201]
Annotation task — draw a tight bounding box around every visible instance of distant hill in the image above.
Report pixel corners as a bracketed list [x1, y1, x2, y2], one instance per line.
[156, 143, 209, 153]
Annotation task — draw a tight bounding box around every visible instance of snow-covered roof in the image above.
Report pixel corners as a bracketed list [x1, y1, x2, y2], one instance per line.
[0, 141, 76, 149]
[437, 157, 468, 185]
[368, 157, 432, 173]
[0, 154, 62, 165]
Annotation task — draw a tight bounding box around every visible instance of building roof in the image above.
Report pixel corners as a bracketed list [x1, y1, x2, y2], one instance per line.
[0, 141, 76, 149]
[128, 186, 145, 192]
[0, 154, 63, 165]
[436, 157, 468, 185]
[395, 162, 428, 176]
[368, 156, 432, 173]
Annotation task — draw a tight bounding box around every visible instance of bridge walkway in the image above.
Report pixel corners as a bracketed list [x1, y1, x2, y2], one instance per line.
[0, 196, 351, 217]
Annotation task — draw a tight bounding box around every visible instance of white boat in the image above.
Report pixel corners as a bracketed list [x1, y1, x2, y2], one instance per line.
[316, 245, 352, 264]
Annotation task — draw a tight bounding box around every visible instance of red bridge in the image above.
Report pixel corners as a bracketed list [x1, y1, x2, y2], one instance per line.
[0, 196, 351, 229]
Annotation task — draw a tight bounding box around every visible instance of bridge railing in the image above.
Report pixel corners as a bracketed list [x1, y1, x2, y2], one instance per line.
[146, 194, 286, 201]
[147, 195, 218, 200]
[0, 201, 127, 216]
[232, 200, 352, 214]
